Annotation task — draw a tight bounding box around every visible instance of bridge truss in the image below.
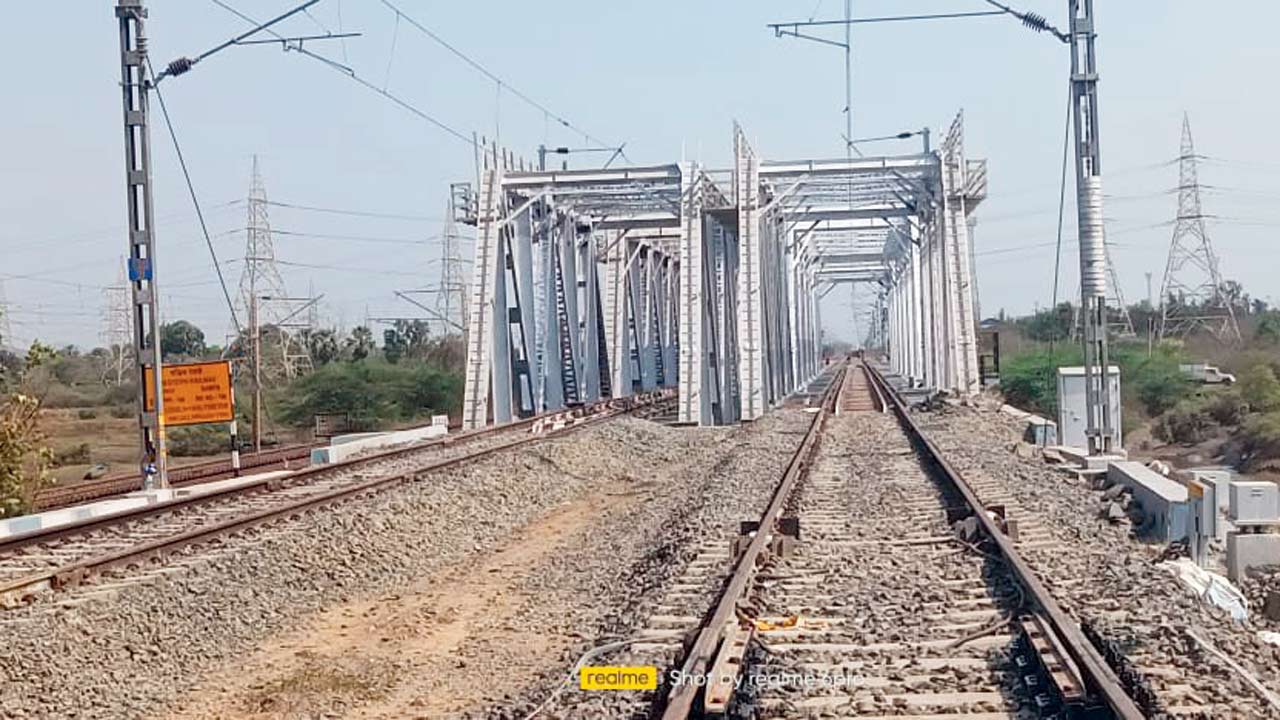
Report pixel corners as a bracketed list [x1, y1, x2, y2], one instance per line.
[460, 112, 985, 428]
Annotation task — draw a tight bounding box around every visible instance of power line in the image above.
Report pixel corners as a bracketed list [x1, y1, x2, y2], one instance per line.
[269, 228, 434, 246]
[155, 0, 323, 83]
[273, 258, 422, 277]
[147, 57, 245, 336]
[1, 201, 243, 256]
[264, 199, 440, 221]
[377, 0, 625, 155]
[209, 0, 477, 147]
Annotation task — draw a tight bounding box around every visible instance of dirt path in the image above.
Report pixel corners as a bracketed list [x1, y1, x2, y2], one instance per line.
[162, 487, 639, 720]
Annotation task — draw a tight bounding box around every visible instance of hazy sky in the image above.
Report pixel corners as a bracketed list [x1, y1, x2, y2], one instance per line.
[2, 1, 1278, 348]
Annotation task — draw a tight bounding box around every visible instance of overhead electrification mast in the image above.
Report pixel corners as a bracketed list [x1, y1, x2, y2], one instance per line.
[1067, 0, 1115, 455]
[115, 0, 169, 488]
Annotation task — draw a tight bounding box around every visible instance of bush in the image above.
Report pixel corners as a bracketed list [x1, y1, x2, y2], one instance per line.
[168, 424, 229, 457]
[109, 405, 133, 419]
[1111, 344, 1194, 417]
[274, 360, 462, 431]
[1241, 412, 1280, 468]
[999, 346, 1082, 416]
[106, 383, 139, 405]
[1206, 390, 1248, 426]
[77, 408, 98, 420]
[53, 443, 91, 467]
[1153, 398, 1216, 444]
[1239, 365, 1280, 414]
[40, 383, 107, 408]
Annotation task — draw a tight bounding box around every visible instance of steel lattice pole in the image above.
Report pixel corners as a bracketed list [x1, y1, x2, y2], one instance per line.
[1068, 0, 1114, 455]
[116, 0, 169, 487]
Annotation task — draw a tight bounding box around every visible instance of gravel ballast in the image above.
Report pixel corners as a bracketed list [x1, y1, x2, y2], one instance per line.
[0, 410, 814, 719]
[922, 402, 1280, 717]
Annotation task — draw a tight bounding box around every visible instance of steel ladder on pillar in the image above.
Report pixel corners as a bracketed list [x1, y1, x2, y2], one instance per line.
[553, 248, 581, 405]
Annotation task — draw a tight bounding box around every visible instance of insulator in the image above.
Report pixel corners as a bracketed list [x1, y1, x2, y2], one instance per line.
[1020, 11, 1052, 33]
[166, 57, 194, 77]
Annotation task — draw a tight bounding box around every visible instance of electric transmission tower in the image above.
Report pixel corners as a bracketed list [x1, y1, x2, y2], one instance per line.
[1158, 114, 1241, 343]
[439, 188, 470, 333]
[100, 262, 133, 385]
[237, 155, 314, 381]
[395, 187, 470, 336]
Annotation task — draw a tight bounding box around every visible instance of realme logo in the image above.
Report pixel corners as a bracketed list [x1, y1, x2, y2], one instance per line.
[579, 665, 659, 691]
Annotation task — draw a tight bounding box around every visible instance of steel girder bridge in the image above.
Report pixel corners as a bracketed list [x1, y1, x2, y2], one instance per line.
[458, 112, 986, 429]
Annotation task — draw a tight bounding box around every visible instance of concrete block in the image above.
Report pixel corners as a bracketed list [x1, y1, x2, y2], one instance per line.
[311, 424, 448, 464]
[1054, 446, 1127, 471]
[999, 404, 1032, 421]
[1108, 461, 1192, 543]
[1230, 481, 1280, 524]
[1226, 532, 1280, 582]
[1180, 468, 1234, 512]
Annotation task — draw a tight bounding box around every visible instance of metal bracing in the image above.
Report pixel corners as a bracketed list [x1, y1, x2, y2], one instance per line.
[462, 146, 680, 429]
[461, 116, 985, 428]
[735, 127, 767, 420]
[853, 112, 986, 397]
[677, 164, 738, 425]
[939, 113, 982, 395]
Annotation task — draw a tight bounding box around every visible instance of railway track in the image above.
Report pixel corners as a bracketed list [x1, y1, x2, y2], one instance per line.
[0, 391, 673, 609]
[33, 442, 317, 510]
[631, 361, 1147, 719]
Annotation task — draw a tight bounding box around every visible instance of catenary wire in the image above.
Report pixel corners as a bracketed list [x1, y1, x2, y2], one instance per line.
[147, 57, 245, 336]
[1049, 82, 1071, 347]
[209, 0, 476, 148]
[377, 0, 626, 157]
[263, 200, 440, 221]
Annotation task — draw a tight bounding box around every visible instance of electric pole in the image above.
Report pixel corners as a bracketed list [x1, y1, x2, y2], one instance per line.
[116, 0, 168, 488]
[1068, 0, 1114, 456]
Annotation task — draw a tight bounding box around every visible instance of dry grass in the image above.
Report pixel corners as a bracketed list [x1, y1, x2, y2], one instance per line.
[241, 655, 396, 716]
[39, 407, 238, 485]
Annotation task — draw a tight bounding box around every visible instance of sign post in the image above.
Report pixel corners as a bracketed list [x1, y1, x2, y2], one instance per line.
[144, 360, 238, 476]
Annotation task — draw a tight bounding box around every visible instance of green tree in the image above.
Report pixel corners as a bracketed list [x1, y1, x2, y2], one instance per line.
[1121, 346, 1192, 416]
[306, 328, 341, 366]
[1256, 312, 1280, 345]
[160, 320, 207, 360]
[1, 343, 55, 518]
[1018, 303, 1074, 342]
[383, 327, 407, 364]
[274, 360, 461, 430]
[345, 326, 375, 362]
[999, 345, 1082, 416]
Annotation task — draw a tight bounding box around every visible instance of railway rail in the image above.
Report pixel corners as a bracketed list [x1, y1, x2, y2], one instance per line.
[32, 442, 317, 510]
[642, 360, 1146, 719]
[0, 391, 673, 609]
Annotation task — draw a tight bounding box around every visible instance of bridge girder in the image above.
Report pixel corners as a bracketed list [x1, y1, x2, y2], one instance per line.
[460, 113, 986, 428]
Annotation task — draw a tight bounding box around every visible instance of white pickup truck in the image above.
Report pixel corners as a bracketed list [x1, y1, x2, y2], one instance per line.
[1180, 363, 1236, 384]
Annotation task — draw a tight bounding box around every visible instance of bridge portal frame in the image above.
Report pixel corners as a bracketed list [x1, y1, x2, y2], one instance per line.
[461, 116, 986, 429]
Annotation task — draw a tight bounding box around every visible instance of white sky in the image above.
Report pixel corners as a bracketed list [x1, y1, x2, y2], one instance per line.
[2, 1, 1277, 348]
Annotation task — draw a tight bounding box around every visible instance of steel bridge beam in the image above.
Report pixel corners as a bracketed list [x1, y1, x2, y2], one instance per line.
[462, 116, 985, 429]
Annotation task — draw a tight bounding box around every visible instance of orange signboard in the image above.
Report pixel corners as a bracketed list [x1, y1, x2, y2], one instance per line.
[144, 360, 234, 426]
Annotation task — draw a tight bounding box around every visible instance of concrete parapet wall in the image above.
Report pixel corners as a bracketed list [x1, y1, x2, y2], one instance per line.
[311, 425, 448, 464]
[1108, 460, 1192, 543]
